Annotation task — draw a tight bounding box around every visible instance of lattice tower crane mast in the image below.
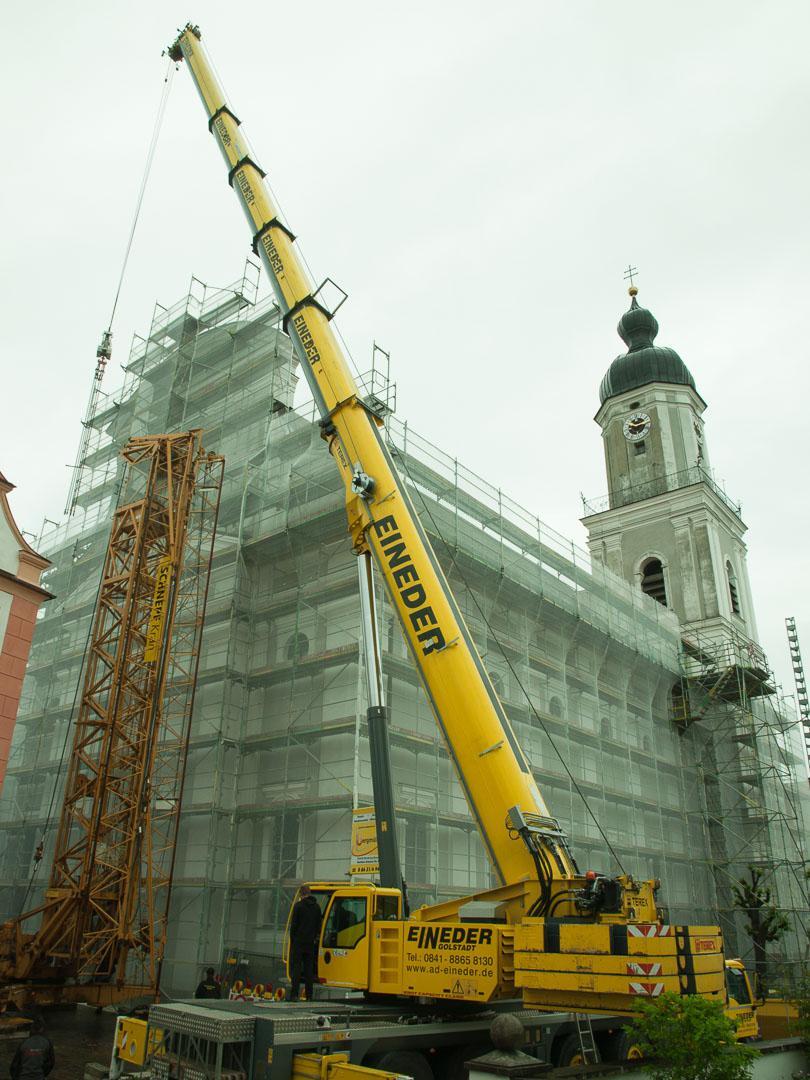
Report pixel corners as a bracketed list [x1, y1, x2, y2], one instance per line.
[0, 431, 223, 1007]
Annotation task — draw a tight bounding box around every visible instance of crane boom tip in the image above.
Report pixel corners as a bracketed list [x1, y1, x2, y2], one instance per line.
[166, 23, 200, 62]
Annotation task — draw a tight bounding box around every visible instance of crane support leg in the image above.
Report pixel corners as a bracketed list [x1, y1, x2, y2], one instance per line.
[357, 554, 407, 907]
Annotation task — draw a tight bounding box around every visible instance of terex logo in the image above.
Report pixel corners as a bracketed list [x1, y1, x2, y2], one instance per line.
[694, 938, 716, 952]
[407, 925, 493, 949]
[373, 515, 445, 656]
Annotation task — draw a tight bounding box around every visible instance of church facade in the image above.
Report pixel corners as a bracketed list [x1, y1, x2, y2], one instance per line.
[0, 268, 805, 993]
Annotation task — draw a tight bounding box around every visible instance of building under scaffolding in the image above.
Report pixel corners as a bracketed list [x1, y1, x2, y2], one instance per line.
[0, 265, 806, 994]
[676, 627, 809, 979]
[582, 285, 809, 983]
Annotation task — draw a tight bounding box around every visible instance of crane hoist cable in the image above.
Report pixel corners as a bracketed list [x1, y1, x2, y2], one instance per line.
[391, 435, 629, 877]
[52, 73, 180, 821]
[95, 59, 175, 374]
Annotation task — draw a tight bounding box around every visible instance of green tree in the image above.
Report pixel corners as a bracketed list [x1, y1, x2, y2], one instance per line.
[732, 866, 790, 996]
[627, 992, 758, 1080]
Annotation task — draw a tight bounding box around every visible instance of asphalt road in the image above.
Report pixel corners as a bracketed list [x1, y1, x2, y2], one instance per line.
[1, 1007, 117, 1080]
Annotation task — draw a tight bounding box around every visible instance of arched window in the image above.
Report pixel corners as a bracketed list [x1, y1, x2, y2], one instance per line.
[726, 561, 741, 615]
[640, 558, 667, 606]
[285, 631, 309, 661]
[671, 681, 688, 727]
[600, 717, 612, 740]
[549, 696, 563, 720]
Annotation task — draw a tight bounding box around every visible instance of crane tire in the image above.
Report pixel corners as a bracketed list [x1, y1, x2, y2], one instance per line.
[602, 1030, 644, 1062]
[553, 1033, 587, 1067]
[367, 1050, 434, 1079]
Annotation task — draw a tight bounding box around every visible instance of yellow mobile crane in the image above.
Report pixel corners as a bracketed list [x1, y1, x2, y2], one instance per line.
[169, 25, 728, 1020]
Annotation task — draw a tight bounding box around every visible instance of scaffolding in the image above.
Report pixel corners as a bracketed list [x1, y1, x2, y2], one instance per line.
[676, 620, 810, 984]
[785, 617, 810, 780]
[1, 266, 806, 994]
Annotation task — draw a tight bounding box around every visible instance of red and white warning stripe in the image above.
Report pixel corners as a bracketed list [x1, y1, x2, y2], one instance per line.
[627, 962, 662, 976]
[629, 982, 665, 997]
[628, 924, 672, 937]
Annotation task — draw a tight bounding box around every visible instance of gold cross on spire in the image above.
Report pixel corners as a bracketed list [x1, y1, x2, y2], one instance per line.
[623, 264, 639, 297]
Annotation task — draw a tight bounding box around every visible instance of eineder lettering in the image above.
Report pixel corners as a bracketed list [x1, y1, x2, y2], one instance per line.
[373, 515, 446, 655]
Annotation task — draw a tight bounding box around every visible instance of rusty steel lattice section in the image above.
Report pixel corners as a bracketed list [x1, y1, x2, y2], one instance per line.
[0, 431, 223, 1003]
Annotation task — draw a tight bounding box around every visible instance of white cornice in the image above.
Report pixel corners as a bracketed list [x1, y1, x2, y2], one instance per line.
[582, 481, 748, 540]
[594, 382, 707, 427]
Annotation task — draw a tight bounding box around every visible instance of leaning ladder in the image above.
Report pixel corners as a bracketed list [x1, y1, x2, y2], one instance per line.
[573, 1012, 600, 1064]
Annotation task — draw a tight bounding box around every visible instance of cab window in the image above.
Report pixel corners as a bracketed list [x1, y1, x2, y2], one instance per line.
[311, 889, 334, 918]
[374, 894, 400, 921]
[725, 966, 751, 1005]
[323, 897, 367, 949]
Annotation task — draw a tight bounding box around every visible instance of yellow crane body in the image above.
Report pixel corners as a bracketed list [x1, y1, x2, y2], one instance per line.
[290, 882, 723, 1014]
[170, 25, 726, 1017]
[169, 27, 569, 907]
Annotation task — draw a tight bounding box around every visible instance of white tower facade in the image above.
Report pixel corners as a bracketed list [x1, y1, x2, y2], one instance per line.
[582, 289, 758, 648]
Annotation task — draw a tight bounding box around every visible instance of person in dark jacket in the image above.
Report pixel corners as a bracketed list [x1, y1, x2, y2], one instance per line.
[194, 967, 221, 999]
[288, 885, 322, 1001]
[10, 1016, 54, 1080]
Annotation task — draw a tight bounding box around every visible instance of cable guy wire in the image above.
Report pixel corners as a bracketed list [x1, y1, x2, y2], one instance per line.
[107, 60, 175, 334]
[392, 440, 628, 876]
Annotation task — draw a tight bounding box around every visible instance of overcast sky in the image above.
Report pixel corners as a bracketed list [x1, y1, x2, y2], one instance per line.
[2, 2, 808, 699]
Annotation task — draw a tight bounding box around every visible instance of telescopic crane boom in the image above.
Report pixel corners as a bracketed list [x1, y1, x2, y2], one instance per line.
[168, 22, 574, 916]
[169, 25, 726, 1015]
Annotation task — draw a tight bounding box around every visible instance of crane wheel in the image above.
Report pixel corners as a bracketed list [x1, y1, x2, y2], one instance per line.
[602, 1030, 644, 1062]
[367, 1050, 434, 1080]
[435, 1042, 488, 1080]
[553, 1034, 586, 1067]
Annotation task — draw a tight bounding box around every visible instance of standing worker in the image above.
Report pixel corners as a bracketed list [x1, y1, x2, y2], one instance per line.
[194, 967, 221, 999]
[10, 1017, 54, 1080]
[288, 885, 322, 1001]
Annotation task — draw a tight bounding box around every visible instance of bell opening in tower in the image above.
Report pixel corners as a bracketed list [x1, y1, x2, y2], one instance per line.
[640, 558, 667, 606]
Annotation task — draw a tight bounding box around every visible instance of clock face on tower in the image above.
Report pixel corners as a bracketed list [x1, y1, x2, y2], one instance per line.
[623, 411, 651, 442]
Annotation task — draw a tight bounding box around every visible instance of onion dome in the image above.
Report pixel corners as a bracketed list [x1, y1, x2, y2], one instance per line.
[599, 287, 697, 404]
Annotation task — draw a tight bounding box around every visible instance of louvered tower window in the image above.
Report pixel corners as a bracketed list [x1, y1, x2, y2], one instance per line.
[640, 558, 667, 606]
[727, 561, 741, 615]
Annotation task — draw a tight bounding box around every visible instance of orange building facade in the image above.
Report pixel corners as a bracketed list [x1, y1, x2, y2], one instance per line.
[0, 471, 51, 793]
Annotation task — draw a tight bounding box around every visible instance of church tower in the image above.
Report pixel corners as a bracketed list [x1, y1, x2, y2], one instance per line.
[582, 287, 758, 648]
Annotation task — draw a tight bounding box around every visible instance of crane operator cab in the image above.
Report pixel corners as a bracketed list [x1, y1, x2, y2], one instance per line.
[724, 959, 759, 1039]
[285, 884, 402, 994]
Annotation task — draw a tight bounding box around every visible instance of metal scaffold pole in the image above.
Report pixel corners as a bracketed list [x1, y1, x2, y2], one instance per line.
[785, 617, 810, 781]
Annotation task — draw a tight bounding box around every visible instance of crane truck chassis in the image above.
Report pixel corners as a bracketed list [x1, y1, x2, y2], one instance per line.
[115, 960, 759, 1080]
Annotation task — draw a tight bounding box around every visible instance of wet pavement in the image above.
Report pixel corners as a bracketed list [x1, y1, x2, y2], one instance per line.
[1, 1007, 117, 1080]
